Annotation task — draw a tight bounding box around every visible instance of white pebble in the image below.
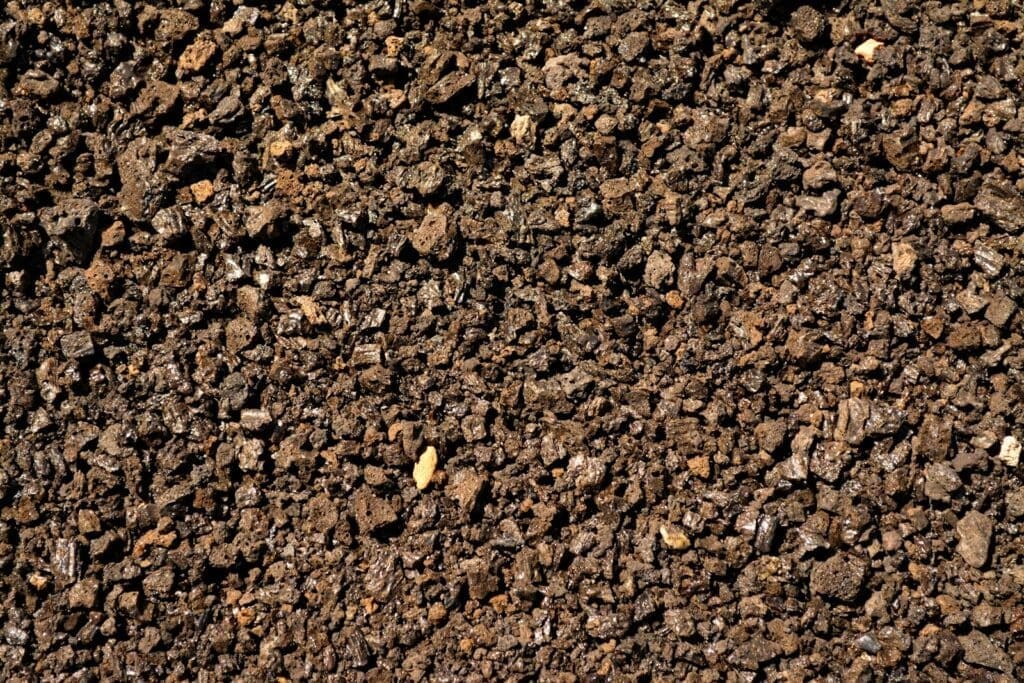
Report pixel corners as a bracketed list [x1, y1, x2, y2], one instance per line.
[998, 435, 1020, 467]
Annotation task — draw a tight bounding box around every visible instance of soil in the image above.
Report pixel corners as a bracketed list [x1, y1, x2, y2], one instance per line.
[1, 0, 1024, 680]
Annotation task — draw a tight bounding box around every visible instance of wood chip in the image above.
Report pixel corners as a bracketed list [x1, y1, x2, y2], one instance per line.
[659, 524, 691, 550]
[855, 39, 883, 63]
[413, 446, 438, 490]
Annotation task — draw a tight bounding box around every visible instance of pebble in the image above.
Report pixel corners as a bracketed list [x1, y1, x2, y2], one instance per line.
[659, 525, 691, 550]
[61, 331, 95, 360]
[959, 630, 1012, 673]
[924, 462, 961, 502]
[796, 191, 839, 217]
[351, 487, 398, 533]
[854, 634, 881, 655]
[67, 578, 100, 609]
[413, 446, 438, 490]
[891, 242, 917, 279]
[447, 469, 484, 512]
[974, 179, 1024, 233]
[956, 510, 993, 569]
[985, 295, 1017, 328]
[351, 343, 383, 367]
[997, 435, 1020, 467]
[940, 202, 975, 225]
[644, 250, 675, 289]
[510, 114, 536, 146]
[410, 205, 456, 258]
[177, 36, 218, 75]
[809, 553, 866, 602]
[189, 180, 214, 203]
[855, 39, 883, 63]
[239, 408, 272, 432]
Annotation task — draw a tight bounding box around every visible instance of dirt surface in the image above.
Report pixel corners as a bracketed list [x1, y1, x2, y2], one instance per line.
[2, 0, 1024, 680]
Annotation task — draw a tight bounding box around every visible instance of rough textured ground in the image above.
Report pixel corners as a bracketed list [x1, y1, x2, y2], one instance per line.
[2, 0, 1024, 680]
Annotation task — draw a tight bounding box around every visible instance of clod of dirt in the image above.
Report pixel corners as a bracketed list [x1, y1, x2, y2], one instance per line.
[413, 446, 438, 490]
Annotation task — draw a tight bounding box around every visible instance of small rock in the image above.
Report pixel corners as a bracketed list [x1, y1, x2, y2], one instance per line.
[755, 419, 787, 453]
[855, 634, 881, 655]
[1006, 489, 1024, 519]
[796, 191, 839, 217]
[947, 323, 981, 350]
[425, 71, 474, 104]
[142, 567, 175, 597]
[410, 205, 456, 259]
[973, 244, 1004, 277]
[41, 198, 101, 262]
[245, 201, 284, 238]
[510, 114, 536, 146]
[809, 553, 866, 602]
[268, 139, 292, 159]
[223, 6, 259, 36]
[405, 161, 446, 196]
[67, 578, 100, 609]
[753, 514, 778, 554]
[61, 331, 95, 360]
[239, 408, 272, 432]
[956, 510, 993, 569]
[959, 630, 1012, 672]
[975, 179, 1024, 233]
[924, 462, 961, 502]
[940, 203, 975, 225]
[971, 603, 1002, 629]
[644, 250, 675, 289]
[802, 160, 837, 190]
[618, 31, 649, 61]
[189, 179, 214, 203]
[566, 454, 606, 490]
[447, 470, 484, 512]
[790, 6, 825, 44]
[14, 69, 60, 99]
[659, 524, 691, 550]
[225, 318, 257, 353]
[177, 36, 218, 75]
[855, 39, 883, 63]
[413, 446, 438, 490]
[985, 295, 1016, 328]
[914, 414, 952, 459]
[462, 558, 498, 600]
[352, 343, 383, 367]
[891, 241, 917, 278]
[351, 487, 398, 533]
[687, 455, 711, 479]
[997, 435, 1020, 467]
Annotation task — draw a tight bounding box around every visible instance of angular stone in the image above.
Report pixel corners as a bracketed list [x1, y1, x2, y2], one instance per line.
[956, 510, 993, 569]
